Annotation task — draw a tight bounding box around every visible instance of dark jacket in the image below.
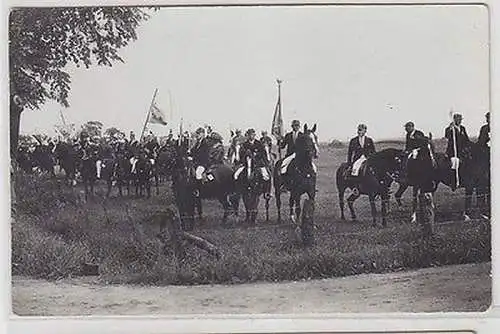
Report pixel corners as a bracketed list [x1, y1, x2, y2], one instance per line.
[445, 124, 470, 158]
[405, 129, 426, 152]
[478, 124, 490, 148]
[347, 136, 376, 165]
[242, 139, 267, 167]
[279, 131, 302, 157]
[191, 138, 210, 167]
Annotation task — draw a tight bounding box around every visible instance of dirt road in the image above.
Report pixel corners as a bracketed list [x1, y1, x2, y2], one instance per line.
[12, 262, 491, 316]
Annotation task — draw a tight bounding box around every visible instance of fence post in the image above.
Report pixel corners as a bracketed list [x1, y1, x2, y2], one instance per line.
[417, 192, 435, 238]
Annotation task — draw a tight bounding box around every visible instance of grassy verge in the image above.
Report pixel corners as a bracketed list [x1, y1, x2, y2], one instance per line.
[12, 173, 490, 286]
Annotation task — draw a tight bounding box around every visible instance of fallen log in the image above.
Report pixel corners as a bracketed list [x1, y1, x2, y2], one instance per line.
[156, 206, 221, 260]
[181, 231, 221, 259]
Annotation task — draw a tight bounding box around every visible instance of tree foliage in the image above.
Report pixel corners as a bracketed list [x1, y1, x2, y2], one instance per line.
[9, 7, 154, 110]
[80, 120, 104, 138]
[104, 126, 126, 139]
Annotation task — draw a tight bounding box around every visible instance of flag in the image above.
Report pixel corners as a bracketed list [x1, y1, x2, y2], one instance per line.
[149, 102, 168, 125]
[271, 93, 283, 140]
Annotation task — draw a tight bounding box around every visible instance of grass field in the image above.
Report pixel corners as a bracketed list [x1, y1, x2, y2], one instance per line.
[11, 140, 491, 286]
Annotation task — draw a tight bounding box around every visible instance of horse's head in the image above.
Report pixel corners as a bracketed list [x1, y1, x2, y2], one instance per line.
[297, 123, 319, 161]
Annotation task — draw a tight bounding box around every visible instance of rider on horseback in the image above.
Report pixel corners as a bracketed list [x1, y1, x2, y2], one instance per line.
[227, 129, 245, 164]
[445, 113, 470, 191]
[234, 128, 270, 181]
[191, 127, 211, 195]
[478, 112, 490, 152]
[279, 120, 302, 174]
[400, 121, 426, 183]
[260, 130, 273, 163]
[347, 124, 376, 181]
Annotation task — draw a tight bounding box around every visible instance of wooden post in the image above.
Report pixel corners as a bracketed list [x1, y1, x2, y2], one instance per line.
[301, 198, 315, 246]
[417, 192, 434, 238]
[140, 88, 158, 142]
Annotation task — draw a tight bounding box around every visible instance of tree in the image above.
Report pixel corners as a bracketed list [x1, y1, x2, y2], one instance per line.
[104, 127, 126, 139]
[80, 120, 104, 138]
[9, 7, 155, 157]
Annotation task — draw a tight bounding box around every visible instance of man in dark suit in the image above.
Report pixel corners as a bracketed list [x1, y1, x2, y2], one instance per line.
[234, 128, 270, 181]
[279, 120, 302, 174]
[191, 127, 210, 182]
[347, 124, 376, 177]
[445, 113, 470, 191]
[445, 113, 470, 159]
[404, 122, 426, 152]
[478, 112, 490, 150]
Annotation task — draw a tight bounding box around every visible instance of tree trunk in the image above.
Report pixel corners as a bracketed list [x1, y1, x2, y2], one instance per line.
[10, 95, 22, 217]
[10, 95, 22, 160]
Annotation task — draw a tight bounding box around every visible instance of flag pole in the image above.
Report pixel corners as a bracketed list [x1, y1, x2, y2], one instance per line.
[277, 78, 282, 160]
[140, 88, 158, 142]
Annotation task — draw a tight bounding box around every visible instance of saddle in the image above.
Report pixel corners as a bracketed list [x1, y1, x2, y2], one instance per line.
[346, 160, 368, 178]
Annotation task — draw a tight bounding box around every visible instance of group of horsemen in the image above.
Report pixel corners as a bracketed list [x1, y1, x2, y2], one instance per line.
[18, 111, 490, 193]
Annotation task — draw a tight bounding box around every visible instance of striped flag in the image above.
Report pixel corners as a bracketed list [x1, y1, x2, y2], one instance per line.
[271, 92, 283, 140]
[149, 101, 168, 125]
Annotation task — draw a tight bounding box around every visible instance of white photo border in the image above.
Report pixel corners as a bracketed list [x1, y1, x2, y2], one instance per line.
[2, 0, 499, 333]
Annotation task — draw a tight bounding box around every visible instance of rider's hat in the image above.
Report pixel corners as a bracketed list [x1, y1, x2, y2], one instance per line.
[291, 120, 300, 127]
[453, 113, 463, 120]
[357, 123, 367, 130]
[486, 112, 490, 118]
[246, 128, 256, 135]
[195, 127, 205, 134]
[404, 121, 414, 128]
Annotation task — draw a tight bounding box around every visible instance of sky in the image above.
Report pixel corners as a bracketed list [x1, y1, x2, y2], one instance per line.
[18, 4, 489, 142]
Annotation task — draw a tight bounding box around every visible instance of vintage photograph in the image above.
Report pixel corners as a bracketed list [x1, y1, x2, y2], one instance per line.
[9, 4, 491, 315]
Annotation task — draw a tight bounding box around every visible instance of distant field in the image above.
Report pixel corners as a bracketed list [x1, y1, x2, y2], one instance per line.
[11, 139, 490, 286]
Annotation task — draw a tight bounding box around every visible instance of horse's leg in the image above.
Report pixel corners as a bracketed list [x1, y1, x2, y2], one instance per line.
[295, 195, 302, 224]
[368, 193, 377, 227]
[339, 187, 347, 220]
[381, 191, 389, 227]
[289, 192, 297, 224]
[219, 196, 230, 225]
[251, 194, 259, 224]
[394, 184, 408, 206]
[411, 186, 419, 223]
[106, 178, 112, 198]
[464, 186, 473, 222]
[265, 195, 270, 222]
[275, 184, 282, 223]
[347, 192, 360, 221]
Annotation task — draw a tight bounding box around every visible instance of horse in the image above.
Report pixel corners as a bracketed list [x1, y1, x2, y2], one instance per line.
[273, 123, 318, 244]
[336, 148, 404, 227]
[170, 143, 238, 229]
[233, 148, 272, 223]
[32, 144, 56, 177]
[16, 147, 36, 174]
[133, 153, 154, 198]
[79, 151, 98, 200]
[54, 142, 78, 186]
[394, 140, 490, 221]
[114, 153, 133, 196]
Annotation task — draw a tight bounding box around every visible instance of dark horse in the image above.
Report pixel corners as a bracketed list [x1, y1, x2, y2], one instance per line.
[234, 148, 272, 223]
[170, 142, 237, 230]
[133, 153, 154, 198]
[394, 140, 490, 221]
[336, 148, 404, 227]
[273, 123, 318, 243]
[54, 142, 78, 186]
